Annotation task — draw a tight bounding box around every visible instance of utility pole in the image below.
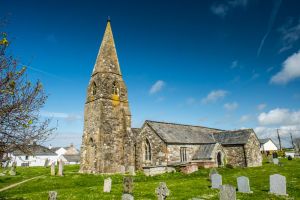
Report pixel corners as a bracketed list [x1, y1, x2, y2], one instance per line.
[290, 132, 295, 150]
[277, 129, 282, 150]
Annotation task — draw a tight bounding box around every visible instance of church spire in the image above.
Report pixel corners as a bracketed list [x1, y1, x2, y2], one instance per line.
[92, 19, 121, 75]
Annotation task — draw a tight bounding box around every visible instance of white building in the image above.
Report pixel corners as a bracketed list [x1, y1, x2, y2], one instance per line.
[50, 144, 80, 164]
[259, 138, 278, 153]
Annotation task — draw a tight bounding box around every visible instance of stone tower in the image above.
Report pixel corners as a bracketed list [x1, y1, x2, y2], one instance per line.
[80, 19, 135, 173]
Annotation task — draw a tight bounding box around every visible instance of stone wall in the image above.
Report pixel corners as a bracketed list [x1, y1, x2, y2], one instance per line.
[167, 144, 200, 165]
[222, 145, 246, 167]
[135, 124, 167, 170]
[244, 133, 263, 167]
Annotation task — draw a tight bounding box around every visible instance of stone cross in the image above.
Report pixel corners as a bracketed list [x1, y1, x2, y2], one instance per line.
[103, 177, 112, 193]
[155, 182, 170, 200]
[58, 160, 64, 176]
[209, 168, 218, 180]
[123, 177, 133, 194]
[51, 162, 55, 176]
[219, 184, 236, 200]
[128, 166, 136, 176]
[269, 174, 287, 196]
[48, 191, 57, 200]
[9, 161, 16, 176]
[122, 193, 134, 200]
[211, 174, 222, 189]
[273, 158, 279, 165]
[237, 176, 252, 193]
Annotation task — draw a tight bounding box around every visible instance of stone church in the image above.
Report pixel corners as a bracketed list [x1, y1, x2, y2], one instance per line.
[80, 20, 262, 174]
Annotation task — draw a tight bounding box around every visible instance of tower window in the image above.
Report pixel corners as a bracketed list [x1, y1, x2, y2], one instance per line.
[145, 139, 151, 161]
[180, 147, 187, 162]
[112, 81, 119, 96]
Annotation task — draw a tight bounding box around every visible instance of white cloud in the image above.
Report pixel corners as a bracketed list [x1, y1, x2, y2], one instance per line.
[201, 90, 228, 104]
[257, 103, 267, 111]
[211, 0, 248, 17]
[270, 51, 300, 84]
[240, 115, 251, 123]
[224, 102, 239, 111]
[278, 18, 300, 53]
[41, 111, 81, 121]
[258, 108, 300, 126]
[149, 80, 165, 94]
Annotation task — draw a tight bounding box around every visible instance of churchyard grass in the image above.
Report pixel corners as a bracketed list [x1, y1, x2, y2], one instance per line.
[1, 158, 300, 199]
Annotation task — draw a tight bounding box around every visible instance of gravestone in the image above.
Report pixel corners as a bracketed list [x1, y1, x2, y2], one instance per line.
[268, 156, 273, 163]
[120, 165, 126, 174]
[58, 160, 64, 176]
[48, 191, 57, 200]
[44, 158, 49, 167]
[103, 177, 112, 193]
[123, 177, 133, 194]
[128, 166, 136, 176]
[51, 162, 55, 176]
[211, 174, 222, 189]
[9, 161, 16, 176]
[209, 168, 218, 180]
[219, 185, 236, 200]
[269, 174, 287, 196]
[122, 193, 134, 200]
[273, 158, 279, 165]
[237, 176, 252, 193]
[155, 182, 170, 200]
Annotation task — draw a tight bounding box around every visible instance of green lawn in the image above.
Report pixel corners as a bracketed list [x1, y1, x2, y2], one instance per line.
[0, 158, 299, 200]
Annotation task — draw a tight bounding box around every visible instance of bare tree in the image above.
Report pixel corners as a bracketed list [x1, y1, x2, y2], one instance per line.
[0, 32, 55, 164]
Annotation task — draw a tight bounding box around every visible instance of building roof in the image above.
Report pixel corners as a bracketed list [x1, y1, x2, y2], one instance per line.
[192, 144, 217, 160]
[13, 145, 57, 156]
[131, 128, 141, 136]
[213, 129, 253, 145]
[259, 138, 271, 144]
[145, 120, 222, 144]
[63, 154, 80, 163]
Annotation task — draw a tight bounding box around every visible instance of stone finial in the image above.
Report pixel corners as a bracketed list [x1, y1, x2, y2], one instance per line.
[155, 182, 170, 200]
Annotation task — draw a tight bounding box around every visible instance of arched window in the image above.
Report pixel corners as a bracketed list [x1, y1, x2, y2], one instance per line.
[145, 139, 151, 161]
[91, 82, 97, 95]
[112, 81, 119, 96]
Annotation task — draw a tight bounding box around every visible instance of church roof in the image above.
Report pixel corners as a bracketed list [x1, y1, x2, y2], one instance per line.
[259, 138, 271, 144]
[192, 144, 218, 160]
[213, 129, 253, 145]
[145, 120, 222, 144]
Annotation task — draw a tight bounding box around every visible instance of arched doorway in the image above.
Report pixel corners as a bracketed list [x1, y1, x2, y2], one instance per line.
[217, 152, 223, 167]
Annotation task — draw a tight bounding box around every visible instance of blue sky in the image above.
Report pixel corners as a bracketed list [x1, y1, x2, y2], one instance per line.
[1, 0, 300, 148]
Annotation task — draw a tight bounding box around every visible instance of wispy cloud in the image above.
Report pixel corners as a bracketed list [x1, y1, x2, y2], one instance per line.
[211, 0, 248, 18]
[224, 102, 239, 111]
[149, 80, 165, 94]
[278, 18, 300, 53]
[270, 50, 300, 85]
[257, 0, 282, 57]
[257, 103, 267, 111]
[202, 90, 228, 104]
[41, 111, 82, 122]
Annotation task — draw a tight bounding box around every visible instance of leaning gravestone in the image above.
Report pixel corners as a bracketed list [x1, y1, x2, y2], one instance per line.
[103, 177, 112, 193]
[155, 182, 170, 200]
[209, 168, 218, 180]
[122, 193, 134, 200]
[269, 174, 287, 196]
[51, 162, 55, 176]
[128, 166, 136, 176]
[273, 158, 279, 165]
[237, 176, 252, 193]
[9, 161, 16, 176]
[211, 174, 222, 189]
[123, 177, 133, 194]
[48, 191, 57, 200]
[58, 160, 64, 176]
[219, 185, 236, 200]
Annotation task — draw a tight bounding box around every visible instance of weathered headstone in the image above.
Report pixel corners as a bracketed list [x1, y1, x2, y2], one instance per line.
[237, 176, 252, 193]
[268, 156, 273, 163]
[269, 174, 287, 196]
[273, 158, 279, 165]
[155, 182, 170, 200]
[123, 177, 133, 194]
[9, 161, 16, 176]
[51, 162, 55, 176]
[58, 160, 64, 176]
[128, 166, 136, 176]
[48, 191, 57, 200]
[219, 185, 236, 200]
[122, 193, 134, 200]
[120, 165, 126, 174]
[209, 168, 218, 180]
[44, 158, 49, 167]
[103, 177, 112, 193]
[211, 174, 222, 189]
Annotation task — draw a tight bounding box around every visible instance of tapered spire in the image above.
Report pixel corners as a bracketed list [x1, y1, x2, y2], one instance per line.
[92, 19, 121, 75]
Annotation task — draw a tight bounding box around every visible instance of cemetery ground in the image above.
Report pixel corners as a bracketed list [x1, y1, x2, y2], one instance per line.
[0, 158, 299, 200]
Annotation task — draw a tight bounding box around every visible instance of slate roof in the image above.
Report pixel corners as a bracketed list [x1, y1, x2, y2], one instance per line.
[63, 154, 80, 162]
[146, 120, 222, 144]
[192, 144, 217, 160]
[259, 138, 271, 144]
[13, 145, 57, 156]
[213, 129, 253, 145]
